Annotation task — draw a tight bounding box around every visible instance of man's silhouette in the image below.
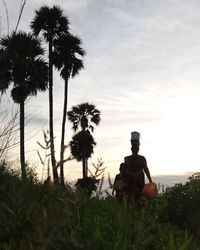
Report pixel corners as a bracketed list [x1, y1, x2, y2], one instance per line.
[123, 132, 152, 206]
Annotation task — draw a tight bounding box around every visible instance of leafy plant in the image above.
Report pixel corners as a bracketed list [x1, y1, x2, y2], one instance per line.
[0, 162, 199, 249]
[75, 177, 99, 196]
[155, 174, 200, 237]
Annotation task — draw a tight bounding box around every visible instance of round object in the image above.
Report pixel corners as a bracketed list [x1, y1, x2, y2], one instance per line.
[142, 182, 158, 199]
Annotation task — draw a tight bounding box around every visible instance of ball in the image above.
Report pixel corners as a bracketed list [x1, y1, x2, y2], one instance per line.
[142, 182, 158, 199]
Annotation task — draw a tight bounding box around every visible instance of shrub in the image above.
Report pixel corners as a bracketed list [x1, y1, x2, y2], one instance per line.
[0, 163, 199, 249]
[75, 177, 99, 196]
[156, 174, 200, 237]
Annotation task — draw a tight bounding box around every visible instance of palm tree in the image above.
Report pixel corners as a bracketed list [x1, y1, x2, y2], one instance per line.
[31, 5, 69, 184]
[0, 31, 48, 180]
[67, 103, 101, 132]
[53, 33, 85, 185]
[67, 103, 101, 177]
[70, 130, 96, 178]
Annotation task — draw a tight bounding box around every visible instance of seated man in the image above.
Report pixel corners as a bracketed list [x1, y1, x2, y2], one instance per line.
[123, 132, 152, 207]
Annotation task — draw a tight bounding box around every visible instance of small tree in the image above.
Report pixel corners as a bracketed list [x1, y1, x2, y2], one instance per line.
[70, 130, 96, 178]
[68, 103, 101, 178]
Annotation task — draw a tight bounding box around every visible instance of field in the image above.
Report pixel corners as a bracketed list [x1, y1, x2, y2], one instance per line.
[0, 162, 200, 250]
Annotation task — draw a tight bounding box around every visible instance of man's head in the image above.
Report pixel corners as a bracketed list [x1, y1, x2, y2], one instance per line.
[131, 142, 140, 155]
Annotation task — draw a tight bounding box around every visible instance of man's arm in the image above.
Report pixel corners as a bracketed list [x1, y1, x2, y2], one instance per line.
[143, 158, 152, 183]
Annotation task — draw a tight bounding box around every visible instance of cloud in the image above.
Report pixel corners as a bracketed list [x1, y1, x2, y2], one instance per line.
[28, 115, 48, 126]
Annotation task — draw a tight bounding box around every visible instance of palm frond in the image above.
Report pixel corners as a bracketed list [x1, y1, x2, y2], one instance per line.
[53, 33, 85, 79]
[67, 102, 101, 132]
[0, 32, 48, 103]
[69, 130, 96, 161]
[30, 5, 69, 41]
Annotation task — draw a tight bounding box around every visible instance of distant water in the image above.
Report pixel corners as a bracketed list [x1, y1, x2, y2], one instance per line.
[101, 174, 191, 193]
[151, 174, 190, 187]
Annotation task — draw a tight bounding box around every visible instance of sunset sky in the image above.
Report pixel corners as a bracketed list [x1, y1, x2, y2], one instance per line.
[1, 0, 200, 180]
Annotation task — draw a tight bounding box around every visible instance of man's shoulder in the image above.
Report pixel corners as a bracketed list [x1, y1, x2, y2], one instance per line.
[124, 155, 132, 161]
[124, 154, 146, 159]
[137, 154, 146, 159]
[124, 155, 133, 164]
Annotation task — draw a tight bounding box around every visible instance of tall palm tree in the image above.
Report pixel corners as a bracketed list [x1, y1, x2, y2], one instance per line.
[53, 33, 85, 185]
[67, 102, 101, 177]
[0, 31, 48, 180]
[31, 5, 69, 184]
[70, 130, 96, 178]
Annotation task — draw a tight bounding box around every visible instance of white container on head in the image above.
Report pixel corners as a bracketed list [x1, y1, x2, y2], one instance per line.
[131, 131, 140, 142]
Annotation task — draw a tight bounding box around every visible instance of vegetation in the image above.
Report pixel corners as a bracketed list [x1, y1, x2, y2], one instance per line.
[68, 102, 101, 178]
[153, 172, 200, 237]
[53, 33, 85, 185]
[0, 161, 199, 250]
[70, 130, 96, 179]
[0, 99, 19, 159]
[0, 32, 48, 180]
[0, 4, 200, 249]
[31, 5, 69, 184]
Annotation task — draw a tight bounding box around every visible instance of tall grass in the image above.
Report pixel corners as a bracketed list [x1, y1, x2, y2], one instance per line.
[0, 161, 199, 250]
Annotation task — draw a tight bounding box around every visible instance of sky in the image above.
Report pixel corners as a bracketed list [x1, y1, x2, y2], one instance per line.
[1, 0, 200, 181]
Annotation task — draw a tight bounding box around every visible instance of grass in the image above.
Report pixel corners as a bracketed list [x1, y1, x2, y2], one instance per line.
[0, 161, 199, 250]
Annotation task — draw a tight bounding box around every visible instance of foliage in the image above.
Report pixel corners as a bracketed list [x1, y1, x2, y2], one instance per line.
[31, 5, 69, 185]
[0, 100, 19, 159]
[0, 161, 199, 250]
[75, 177, 99, 196]
[37, 130, 73, 182]
[153, 173, 200, 237]
[67, 102, 101, 132]
[30, 5, 69, 41]
[0, 31, 48, 103]
[53, 33, 85, 79]
[53, 32, 85, 185]
[0, 31, 48, 179]
[68, 102, 101, 178]
[70, 130, 96, 161]
[88, 158, 107, 196]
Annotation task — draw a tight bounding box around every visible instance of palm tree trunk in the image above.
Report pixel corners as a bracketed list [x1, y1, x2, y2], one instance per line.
[82, 128, 87, 179]
[60, 78, 69, 185]
[85, 158, 88, 178]
[82, 157, 86, 178]
[20, 101, 26, 180]
[49, 38, 59, 184]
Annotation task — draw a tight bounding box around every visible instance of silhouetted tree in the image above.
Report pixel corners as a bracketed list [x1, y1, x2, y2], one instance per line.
[53, 33, 85, 185]
[68, 103, 101, 177]
[68, 103, 101, 132]
[0, 31, 48, 179]
[70, 130, 96, 178]
[31, 5, 69, 184]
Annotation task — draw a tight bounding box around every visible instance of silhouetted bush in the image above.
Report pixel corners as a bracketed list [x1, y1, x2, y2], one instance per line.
[75, 177, 99, 196]
[155, 173, 200, 237]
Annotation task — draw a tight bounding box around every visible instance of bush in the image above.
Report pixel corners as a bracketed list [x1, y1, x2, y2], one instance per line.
[0, 162, 199, 249]
[75, 177, 99, 196]
[155, 174, 200, 237]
